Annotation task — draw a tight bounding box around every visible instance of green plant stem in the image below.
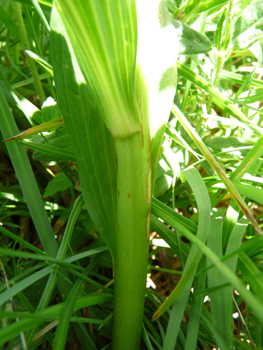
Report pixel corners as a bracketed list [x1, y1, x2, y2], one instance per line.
[112, 131, 151, 350]
[207, 1, 234, 110]
[221, 0, 234, 49]
[12, 2, 46, 105]
[207, 53, 225, 111]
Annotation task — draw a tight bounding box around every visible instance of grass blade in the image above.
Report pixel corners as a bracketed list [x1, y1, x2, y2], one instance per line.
[172, 104, 262, 235]
[153, 166, 211, 319]
[0, 86, 58, 257]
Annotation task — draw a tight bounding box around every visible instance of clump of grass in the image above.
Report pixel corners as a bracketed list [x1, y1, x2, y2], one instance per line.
[1, 0, 263, 349]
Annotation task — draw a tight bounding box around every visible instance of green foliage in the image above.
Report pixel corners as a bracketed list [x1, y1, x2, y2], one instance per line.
[1, 0, 263, 349]
[43, 173, 73, 198]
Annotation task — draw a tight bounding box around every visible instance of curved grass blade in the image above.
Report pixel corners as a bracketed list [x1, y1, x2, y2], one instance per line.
[153, 166, 211, 320]
[151, 196, 197, 235]
[207, 215, 247, 349]
[152, 201, 263, 323]
[172, 104, 262, 235]
[53, 255, 103, 350]
[30, 0, 50, 32]
[184, 255, 206, 350]
[150, 214, 189, 259]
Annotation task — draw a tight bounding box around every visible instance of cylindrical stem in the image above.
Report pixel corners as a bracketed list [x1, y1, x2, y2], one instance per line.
[112, 131, 151, 350]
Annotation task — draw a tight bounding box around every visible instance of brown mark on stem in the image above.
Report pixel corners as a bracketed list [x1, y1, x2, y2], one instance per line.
[127, 193, 131, 199]
[117, 189, 119, 198]
[146, 207, 151, 242]
[141, 132, 144, 148]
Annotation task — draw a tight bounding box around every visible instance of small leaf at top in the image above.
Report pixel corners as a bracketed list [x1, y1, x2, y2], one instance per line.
[42, 97, 59, 123]
[43, 173, 73, 198]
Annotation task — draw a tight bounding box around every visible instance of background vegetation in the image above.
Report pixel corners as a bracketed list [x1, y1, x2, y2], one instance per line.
[1, 0, 263, 349]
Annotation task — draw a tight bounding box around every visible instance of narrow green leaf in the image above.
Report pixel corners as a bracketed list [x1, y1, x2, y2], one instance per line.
[0, 246, 108, 307]
[151, 201, 263, 324]
[53, 256, 102, 350]
[0, 225, 46, 256]
[163, 286, 189, 350]
[238, 251, 263, 297]
[150, 214, 190, 259]
[153, 166, 211, 319]
[212, 182, 263, 206]
[184, 0, 228, 18]
[25, 50, 53, 76]
[0, 86, 58, 258]
[19, 140, 76, 162]
[214, 8, 226, 50]
[0, 4, 20, 38]
[0, 69, 41, 126]
[184, 256, 206, 350]
[207, 216, 247, 349]
[151, 196, 197, 235]
[172, 104, 262, 235]
[0, 294, 113, 346]
[3, 118, 64, 142]
[220, 70, 263, 88]
[30, 0, 50, 32]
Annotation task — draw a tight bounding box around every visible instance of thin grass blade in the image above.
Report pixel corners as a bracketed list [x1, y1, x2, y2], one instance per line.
[153, 166, 211, 319]
[172, 104, 262, 235]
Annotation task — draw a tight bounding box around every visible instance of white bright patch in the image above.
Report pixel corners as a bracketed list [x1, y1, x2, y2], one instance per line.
[42, 96, 56, 108]
[146, 274, 156, 289]
[204, 295, 210, 303]
[152, 239, 170, 248]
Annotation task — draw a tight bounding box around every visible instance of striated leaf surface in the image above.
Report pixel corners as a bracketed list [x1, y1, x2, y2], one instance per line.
[54, 0, 140, 139]
[50, 9, 117, 260]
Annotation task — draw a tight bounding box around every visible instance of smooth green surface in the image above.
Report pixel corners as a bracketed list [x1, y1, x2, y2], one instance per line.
[112, 133, 151, 350]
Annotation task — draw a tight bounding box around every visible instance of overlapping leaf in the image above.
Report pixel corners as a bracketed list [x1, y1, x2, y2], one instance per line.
[50, 9, 117, 260]
[54, 0, 140, 139]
